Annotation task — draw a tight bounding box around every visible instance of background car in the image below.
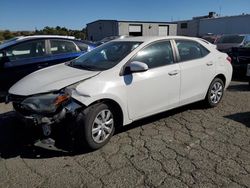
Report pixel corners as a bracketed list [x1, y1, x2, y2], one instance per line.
[0, 35, 96, 99]
[215, 34, 250, 53]
[8, 36, 232, 150]
[230, 46, 250, 78]
[95, 35, 129, 46]
[202, 35, 221, 44]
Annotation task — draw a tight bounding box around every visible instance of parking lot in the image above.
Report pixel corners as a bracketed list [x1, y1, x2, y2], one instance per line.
[0, 81, 249, 188]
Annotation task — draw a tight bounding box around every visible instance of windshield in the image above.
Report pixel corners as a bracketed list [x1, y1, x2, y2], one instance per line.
[0, 37, 20, 50]
[68, 41, 142, 71]
[217, 35, 245, 44]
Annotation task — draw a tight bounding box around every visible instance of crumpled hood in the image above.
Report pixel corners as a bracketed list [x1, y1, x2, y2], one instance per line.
[9, 63, 100, 96]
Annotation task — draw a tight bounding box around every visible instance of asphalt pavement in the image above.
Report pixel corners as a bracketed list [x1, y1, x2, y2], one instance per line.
[0, 81, 249, 188]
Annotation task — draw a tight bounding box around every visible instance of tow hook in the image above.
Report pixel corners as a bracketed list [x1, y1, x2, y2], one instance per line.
[42, 124, 52, 136]
[41, 117, 52, 136]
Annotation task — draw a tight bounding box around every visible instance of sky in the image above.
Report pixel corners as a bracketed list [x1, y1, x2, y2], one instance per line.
[1, 0, 250, 31]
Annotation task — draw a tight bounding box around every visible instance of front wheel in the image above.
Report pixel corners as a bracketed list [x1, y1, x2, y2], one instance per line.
[74, 103, 115, 150]
[205, 78, 225, 108]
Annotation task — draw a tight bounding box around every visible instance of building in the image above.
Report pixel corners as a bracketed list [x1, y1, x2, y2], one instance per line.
[176, 12, 250, 37]
[86, 20, 177, 41]
[199, 14, 250, 36]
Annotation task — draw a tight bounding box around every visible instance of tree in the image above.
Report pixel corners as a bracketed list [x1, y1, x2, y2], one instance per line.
[0, 26, 87, 41]
[0, 33, 4, 41]
[3, 30, 15, 40]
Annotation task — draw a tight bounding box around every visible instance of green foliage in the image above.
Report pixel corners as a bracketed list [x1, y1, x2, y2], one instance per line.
[0, 30, 15, 41]
[0, 26, 87, 42]
[35, 26, 86, 39]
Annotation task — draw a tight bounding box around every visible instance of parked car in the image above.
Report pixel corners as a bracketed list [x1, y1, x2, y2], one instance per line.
[0, 35, 96, 98]
[95, 35, 129, 46]
[202, 35, 220, 44]
[7, 36, 232, 150]
[230, 47, 250, 78]
[215, 34, 250, 53]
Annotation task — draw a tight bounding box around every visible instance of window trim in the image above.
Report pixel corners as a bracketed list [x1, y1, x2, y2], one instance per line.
[173, 39, 210, 63]
[120, 39, 178, 76]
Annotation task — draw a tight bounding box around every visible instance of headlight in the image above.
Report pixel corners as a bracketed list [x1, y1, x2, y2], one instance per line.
[21, 93, 70, 113]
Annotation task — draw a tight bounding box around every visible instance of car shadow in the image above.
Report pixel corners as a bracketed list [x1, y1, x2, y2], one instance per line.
[224, 112, 250, 128]
[227, 82, 250, 92]
[0, 102, 204, 159]
[0, 111, 91, 159]
[116, 101, 204, 133]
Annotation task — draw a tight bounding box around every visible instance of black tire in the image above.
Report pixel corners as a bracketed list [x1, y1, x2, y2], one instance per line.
[205, 78, 225, 108]
[73, 103, 115, 150]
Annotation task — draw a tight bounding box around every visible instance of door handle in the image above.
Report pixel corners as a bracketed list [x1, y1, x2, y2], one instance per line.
[206, 62, 213, 66]
[168, 70, 179, 76]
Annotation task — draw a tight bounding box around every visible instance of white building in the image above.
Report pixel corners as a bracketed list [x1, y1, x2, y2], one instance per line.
[176, 12, 250, 37]
[87, 20, 177, 41]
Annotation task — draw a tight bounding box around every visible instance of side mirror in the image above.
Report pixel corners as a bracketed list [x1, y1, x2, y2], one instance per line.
[128, 61, 148, 73]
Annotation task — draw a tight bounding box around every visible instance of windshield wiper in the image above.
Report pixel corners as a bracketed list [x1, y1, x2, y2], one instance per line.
[70, 63, 98, 71]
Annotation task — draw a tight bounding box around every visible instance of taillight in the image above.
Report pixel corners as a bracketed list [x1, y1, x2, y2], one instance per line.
[226, 56, 232, 63]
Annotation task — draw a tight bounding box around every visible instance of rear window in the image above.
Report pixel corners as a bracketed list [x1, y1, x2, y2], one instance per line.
[217, 35, 245, 44]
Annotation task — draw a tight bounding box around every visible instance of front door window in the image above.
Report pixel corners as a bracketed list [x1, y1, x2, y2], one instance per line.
[6, 40, 45, 63]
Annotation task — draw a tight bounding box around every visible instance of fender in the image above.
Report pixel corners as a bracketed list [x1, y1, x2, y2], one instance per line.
[70, 90, 132, 125]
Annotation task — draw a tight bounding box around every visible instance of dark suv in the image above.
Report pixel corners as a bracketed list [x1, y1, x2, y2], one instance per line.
[216, 34, 250, 53]
[0, 35, 96, 98]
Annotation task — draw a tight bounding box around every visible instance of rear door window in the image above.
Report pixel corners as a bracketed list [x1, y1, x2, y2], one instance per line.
[6, 40, 46, 61]
[49, 40, 78, 54]
[176, 40, 210, 62]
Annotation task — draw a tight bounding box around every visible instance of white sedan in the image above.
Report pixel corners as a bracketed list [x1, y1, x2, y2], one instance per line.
[8, 36, 233, 149]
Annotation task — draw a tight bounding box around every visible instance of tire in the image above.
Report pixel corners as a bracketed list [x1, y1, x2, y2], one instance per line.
[74, 103, 115, 150]
[205, 78, 225, 108]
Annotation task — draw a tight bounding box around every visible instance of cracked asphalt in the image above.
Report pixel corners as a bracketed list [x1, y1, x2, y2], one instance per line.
[0, 81, 250, 188]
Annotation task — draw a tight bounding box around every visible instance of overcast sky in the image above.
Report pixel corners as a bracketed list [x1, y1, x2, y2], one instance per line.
[1, 0, 250, 31]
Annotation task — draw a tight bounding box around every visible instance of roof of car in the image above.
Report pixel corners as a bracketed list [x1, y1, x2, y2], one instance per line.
[113, 36, 201, 42]
[220, 34, 250, 37]
[15, 35, 76, 41]
[0, 35, 94, 50]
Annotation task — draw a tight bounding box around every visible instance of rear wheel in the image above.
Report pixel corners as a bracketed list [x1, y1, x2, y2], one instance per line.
[205, 78, 225, 107]
[74, 103, 115, 150]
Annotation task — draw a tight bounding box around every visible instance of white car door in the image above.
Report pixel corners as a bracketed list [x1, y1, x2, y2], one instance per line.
[175, 40, 216, 105]
[124, 40, 181, 120]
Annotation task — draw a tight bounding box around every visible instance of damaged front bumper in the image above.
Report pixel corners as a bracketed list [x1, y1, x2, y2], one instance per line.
[13, 98, 82, 137]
